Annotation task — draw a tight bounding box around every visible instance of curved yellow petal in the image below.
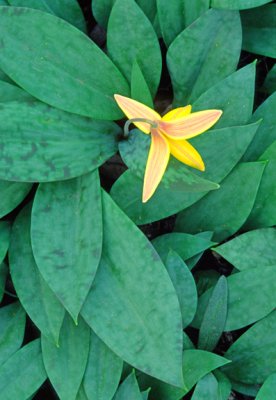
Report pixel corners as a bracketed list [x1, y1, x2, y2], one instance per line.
[114, 94, 161, 134]
[162, 105, 192, 121]
[169, 139, 205, 171]
[159, 109, 222, 140]
[142, 129, 170, 203]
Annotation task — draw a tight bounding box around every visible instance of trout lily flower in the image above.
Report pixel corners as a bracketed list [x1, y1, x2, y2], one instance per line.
[114, 94, 222, 203]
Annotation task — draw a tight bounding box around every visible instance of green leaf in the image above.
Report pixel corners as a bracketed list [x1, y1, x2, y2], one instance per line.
[213, 228, 276, 271]
[211, 0, 272, 9]
[244, 141, 276, 229]
[256, 373, 276, 399]
[191, 373, 218, 400]
[76, 385, 89, 400]
[9, 204, 65, 344]
[0, 101, 119, 182]
[157, 0, 209, 47]
[198, 276, 228, 351]
[175, 162, 266, 242]
[166, 251, 198, 329]
[231, 380, 260, 397]
[241, 4, 276, 58]
[32, 170, 102, 321]
[167, 9, 241, 105]
[113, 122, 259, 224]
[114, 372, 143, 400]
[131, 60, 153, 108]
[243, 93, 276, 161]
[0, 80, 34, 102]
[42, 314, 90, 400]
[195, 269, 220, 297]
[152, 233, 215, 266]
[222, 310, 276, 384]
[0, 6, 129, 119]
[107, 0, 161, 96]
[138, 349, 230, 399]
[193, 266, 276, 331]
[214, 371, 232, 400]
[7, 0, 86, 31]
[81, 191, 183, 387]
[0, 220, 10, 264]
[187, 232, 214, 269]
[0, 262, 7, 302]
[92, 0, 115, 28]
[83, 330, 123, 400]
[263, 65, 276, 95]
[0, 339, 46, 399]
[193, 62, 255, 129]
[0, 181, 32, 217]
[0, 302, 25, 365]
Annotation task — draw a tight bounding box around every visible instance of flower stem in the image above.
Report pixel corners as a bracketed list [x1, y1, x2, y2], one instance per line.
[123, 118, 158, 138]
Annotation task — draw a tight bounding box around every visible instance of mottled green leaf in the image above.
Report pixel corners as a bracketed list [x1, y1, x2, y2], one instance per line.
[76, 385, 89, 400]
[131, 60, 153, 108]
[263, 65, 276, 95]
[152, 233, 215, 265]
[214, 228, 276, 271]
[0, 7, 129, 119]
[83, 330, 123, 400]
[193, 62, 255, 129]
[42, 314, 90, 400]
[175, 162, 265, 242]
[0, 80, 34, 102]
[0, 262, 7, 302]
[211, 0, 272, 9]
[244, 142, 276, 229]
[7, 0, 86, 31]
[166, 251, 198, 328]
[0, 181, 32, 217]
[0, 221, 10, 264]
[157, 0, 209, 47]
[243, 93, 276, 161]
[0, 302, 25, 365]
[114, 372, 143, 400]
[198, 276, 228, 351]
[231, 381, 260, 397]
[256, 373, 276, 399]
[0, 339, 46, 400]
[167, 9, 241, 104]
[82, 192, 183, 387]
[0, 101, 119, 182]
[32, 171, 102, 321]
[187, 232, 214, 269]
[195, 270, 220, 297]
[107, 0, 161, 96]
[113, 123, 259, 224]
[9, 204, 65, 344]
[191, 373, 218, 400]
[241, 4, 276, 58]
[214, 371, 232, 400]
[92, 0, 115, 28]
[223, 311, 276, 384]
[193, 266, 276, 331]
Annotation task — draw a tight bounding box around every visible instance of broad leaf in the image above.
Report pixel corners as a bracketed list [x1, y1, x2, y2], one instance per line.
[0, 6, 129, 119]
[167, 9, 241, 104]
[32, 170, 102, 321]
[114, 372, 143, 400]
[214, 371, 232, 400]
[42, 314, 90, 400]
[256, 373, 276, 399]
[0, 80, 34, 102]
[131, 60, 153, 108]
[82, 191, 183, 387]
[191, 373, 218, 400]
[0, 181, 32, 217]
[0, 262, 7, 302]
[263, 65, 276, 95]
[211, 0, 272, 9]
[9, 204, 65, 344]
[0, 221, 10, 264]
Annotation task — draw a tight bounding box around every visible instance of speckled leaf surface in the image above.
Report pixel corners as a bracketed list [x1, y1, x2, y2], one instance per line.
[193, 63, 255, 129]
[0, 101, 119, 182]
[211, 0, 272, 9]
[193, 266, 276, 331]
[222, 311, 276, 384]
[167, 9, 241, 104]
[0, 339, 46, 399]
[0, 220, 10, 264]
[0, 7, 129, 119]
[81, 191, 183, 387]
[113, 123, 259, 224]
[114, 372, 143, 400]
[214, 228, 276, 271]
[107, 0, 161, 96]
[9, 204, 65, 344]
[0, 181, 32, 217]
[42, 314, 90, 400]
[166, 252, 198, 329]
[256, 373, 276, 399]
[83, 330, 123, 400]
[32, 171, 102, 321]
[175, 162, 265, 242]
[0, 302, 25, 365]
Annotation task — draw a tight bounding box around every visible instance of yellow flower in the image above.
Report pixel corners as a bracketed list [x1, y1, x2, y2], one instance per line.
[114, 94, 222, 203]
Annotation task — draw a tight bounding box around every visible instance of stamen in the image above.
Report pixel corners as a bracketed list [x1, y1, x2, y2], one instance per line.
[123, 118, 158, 138]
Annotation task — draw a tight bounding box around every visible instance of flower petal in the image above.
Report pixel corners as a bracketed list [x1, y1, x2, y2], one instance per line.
[169, 139, 205, 171]
[114, 94, 161, 134]
[162, 105, 192, 121]
[142, 129, 170, 203]
[159, 110, 222, 140]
